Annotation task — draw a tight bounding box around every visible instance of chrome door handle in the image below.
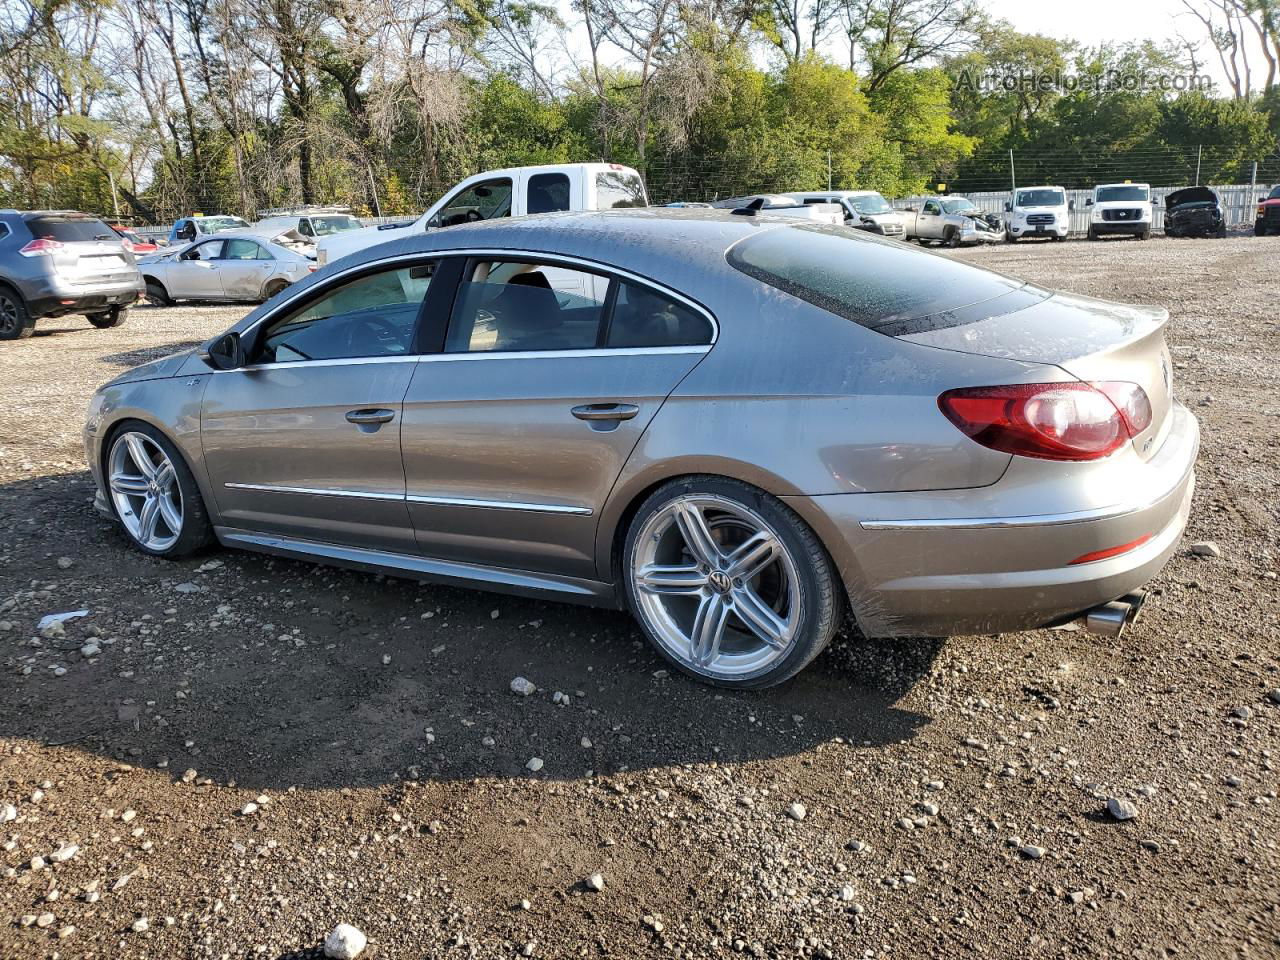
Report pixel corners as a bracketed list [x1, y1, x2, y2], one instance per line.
[345, 408, 396, 425]
[571, 403, 639, 422]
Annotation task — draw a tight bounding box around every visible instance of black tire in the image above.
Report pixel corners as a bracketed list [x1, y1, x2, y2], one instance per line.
[0, 284, 35, 340]
[1087, 227, 1098, 241]
[1053, 233, 1067, 242]
[1136, 230, 1149, 241]
[944, 226, 960, 248]
[88, 306, 128, 329]
[144, 279, 172, 306]
[621, 476, 842, 690]
[1256, 223, 1266, 237]
[1216, 225, 1227, 239]
[103, 420, 215, 559]
[1004, 231, 1016, 244]
[261, 279, 289, 302]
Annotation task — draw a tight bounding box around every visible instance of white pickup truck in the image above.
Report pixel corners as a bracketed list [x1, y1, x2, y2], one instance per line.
[316, 163, 647, 265]
[900, 196, 1003, 247]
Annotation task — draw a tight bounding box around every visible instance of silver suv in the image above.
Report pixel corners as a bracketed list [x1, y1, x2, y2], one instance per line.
[0, 210, 144, 340]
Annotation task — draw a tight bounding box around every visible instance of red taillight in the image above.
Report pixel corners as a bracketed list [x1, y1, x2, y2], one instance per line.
[938, 381, 1151, 462]
[19, 237, 63, 257]
[1069, 534, 1153, 565]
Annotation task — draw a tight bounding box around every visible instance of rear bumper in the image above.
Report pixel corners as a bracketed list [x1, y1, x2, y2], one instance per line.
[788, 402, 1200, 637]
[28, 276, 144, 318]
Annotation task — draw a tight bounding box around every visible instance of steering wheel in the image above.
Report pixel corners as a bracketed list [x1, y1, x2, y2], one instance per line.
[347, 315, 404, 354]
[464, 210, 484, 223]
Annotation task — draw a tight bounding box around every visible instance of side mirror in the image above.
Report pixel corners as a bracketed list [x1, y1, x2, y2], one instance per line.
[1085, 198, 1094, 206]
[1003, 201, 1011, 212]
[1261, 197, 1267, 203]
[203, 332, 245, 371]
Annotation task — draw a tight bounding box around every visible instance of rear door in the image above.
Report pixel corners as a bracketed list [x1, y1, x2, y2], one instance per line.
[400, 255, 715, 579]
[217, 238, 274, 300]
[201, 258, 440, 552]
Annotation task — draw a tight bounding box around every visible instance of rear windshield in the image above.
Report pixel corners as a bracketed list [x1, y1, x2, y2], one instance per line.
[595, 171, 648, 209]
[25, 215, 116, 242]
[727, 223, 1035, 330]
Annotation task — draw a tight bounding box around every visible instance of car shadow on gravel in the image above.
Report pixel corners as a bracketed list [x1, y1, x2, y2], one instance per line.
[0, 472, 941, 791]
[98, 339, 205, 367]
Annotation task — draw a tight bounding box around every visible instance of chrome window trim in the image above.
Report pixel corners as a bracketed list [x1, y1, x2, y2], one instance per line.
[239, 247, 720, 346]
[224, 482, 592, 516]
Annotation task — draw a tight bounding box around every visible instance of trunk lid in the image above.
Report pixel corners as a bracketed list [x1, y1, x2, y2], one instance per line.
[25, 214, 136, 286]
[897, 290, 1175, 461]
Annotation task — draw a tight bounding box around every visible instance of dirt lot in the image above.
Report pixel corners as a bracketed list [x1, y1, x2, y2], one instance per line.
[1, 235, 1278, 960]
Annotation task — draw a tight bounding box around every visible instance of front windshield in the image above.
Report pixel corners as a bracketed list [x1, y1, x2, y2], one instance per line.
[1096, 186, 1149, 203]
[942, 198, 978, 214]
[1270, 186, 1280, 200]
[203, 217, 249, 233]
[1016, 189, 1065, 207]
[848, 193, 892, 215]
[312, 215, 362, 235]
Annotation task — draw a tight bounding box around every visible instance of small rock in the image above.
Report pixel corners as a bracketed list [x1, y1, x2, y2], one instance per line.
[490, 609, 500, 619]
[786, 802, 807, 821]
[1107, 797, 1138, 821]
[80, 643, 100, 658]
[174, 582, 202, 594]
[896, 817, 915, 830]
[0, 803, 15, 823]
[584, 872, 605, 891]
[917, 801, 939, 817]
[131, 917, 149, 933]
[57, 557, 74, 569]
[381, 654, 391, 665]
[37, 913, 55, 928]
[525, 757, 544, 772]
[1140, 839, 1162, 853]
[1019, 844, 1046, 860]
[580, 737, 592, 749]
[1189, 541, 1220, 558]
[510, 676, 536, 696]
[49, 844, 78, 863]
[1232, 705, 1253, 720]
[240, 802, 259, 816]
[1267, 688, 1280, 705]
[324, 923, 368, 959]
[58, 924, 75, 939]
[838, 885, 856, 902]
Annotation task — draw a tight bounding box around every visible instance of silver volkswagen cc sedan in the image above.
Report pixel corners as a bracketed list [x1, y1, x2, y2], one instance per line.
[84, 210, 1199, 688]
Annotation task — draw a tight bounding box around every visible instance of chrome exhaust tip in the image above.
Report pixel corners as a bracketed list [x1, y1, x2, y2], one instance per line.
[1084, 600, 1132, 637]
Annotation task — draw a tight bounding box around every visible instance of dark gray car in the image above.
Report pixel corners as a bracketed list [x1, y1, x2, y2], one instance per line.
[0, 210, 144, 340]
[84, 210, 1198, 688]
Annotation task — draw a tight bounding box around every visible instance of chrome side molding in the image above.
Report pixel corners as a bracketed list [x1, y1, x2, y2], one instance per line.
[224, 482, 592, 515]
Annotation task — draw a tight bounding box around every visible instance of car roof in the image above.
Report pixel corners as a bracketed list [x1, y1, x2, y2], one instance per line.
[1013, 185, 1066, 191]
[1094, 183, 1150, 189]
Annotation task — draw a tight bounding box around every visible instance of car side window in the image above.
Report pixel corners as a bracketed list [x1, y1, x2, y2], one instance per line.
[298, 219, 314, 237]
[445, 260, 608, 353]
[606, 282, 712, 348]
[923, 201, 941, 215]
[253, 262, 437, 364]
[429, 178, 514, 229]
[527, 173, 571, 215]
[183, 240, 223, 261]
[222, 239, 269, 260]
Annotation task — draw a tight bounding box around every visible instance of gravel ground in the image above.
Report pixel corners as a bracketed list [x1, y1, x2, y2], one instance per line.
[0, 235, 1277, 960]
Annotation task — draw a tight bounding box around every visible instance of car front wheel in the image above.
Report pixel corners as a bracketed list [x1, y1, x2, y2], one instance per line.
[106, 423, 213, 558]
[622, 477, 841, 689]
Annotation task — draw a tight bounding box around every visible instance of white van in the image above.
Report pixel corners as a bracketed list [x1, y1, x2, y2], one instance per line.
[316, 163, 647, 265]
[1004, 186, 1070, 242]
[1086, 183, 1154, 241]
[781, 190, 906, 238]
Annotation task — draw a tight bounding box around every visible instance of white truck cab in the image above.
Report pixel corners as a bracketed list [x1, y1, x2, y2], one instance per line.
[316, 163, 647, 265]
[1086, 183, 1153, 241]
[1004, 185, 1070, 242]
[782, 190, 906, 238]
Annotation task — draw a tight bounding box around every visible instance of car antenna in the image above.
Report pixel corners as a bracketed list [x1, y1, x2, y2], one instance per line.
[731, 198, 766, 217]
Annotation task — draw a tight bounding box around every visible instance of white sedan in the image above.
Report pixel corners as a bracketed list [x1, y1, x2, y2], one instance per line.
[138, 232, 315, 305]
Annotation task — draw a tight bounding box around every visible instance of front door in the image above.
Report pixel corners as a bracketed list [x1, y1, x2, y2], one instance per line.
[201, 259, 440, 552]
[401, 256, 716, 579]
[169, 239, 227, 298]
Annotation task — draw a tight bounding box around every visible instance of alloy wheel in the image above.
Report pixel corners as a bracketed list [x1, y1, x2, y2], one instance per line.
[108, 432, 184, 551]
[631, 494, 801, 679]
[0, 295, 17, 335]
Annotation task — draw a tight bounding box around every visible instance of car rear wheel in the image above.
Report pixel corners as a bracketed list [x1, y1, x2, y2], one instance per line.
[622, 477, 841, 689]
[261, 279, 289, 301]
[144, 280, 172, 306]
[88, 306, 128, 329]
[106, 423, 213, 558]
[0, 286, 35, 340]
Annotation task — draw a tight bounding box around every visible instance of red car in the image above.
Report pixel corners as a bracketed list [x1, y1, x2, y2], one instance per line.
[109, 225, 158, 254]
[1256, 185, 1280, 236]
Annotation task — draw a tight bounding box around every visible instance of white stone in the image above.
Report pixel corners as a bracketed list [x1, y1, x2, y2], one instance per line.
[585, 872, 605, 891]
[786, 801, 807, 821]
[525, 757, 544, 772]
[240, 802, 259, 816]
[510, 676, 536, 696]
[49, 844, 78, 863]
[324, 923, 368, 959]
[131, 917, 149, 933]
[1107, 797, 1138, 821]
